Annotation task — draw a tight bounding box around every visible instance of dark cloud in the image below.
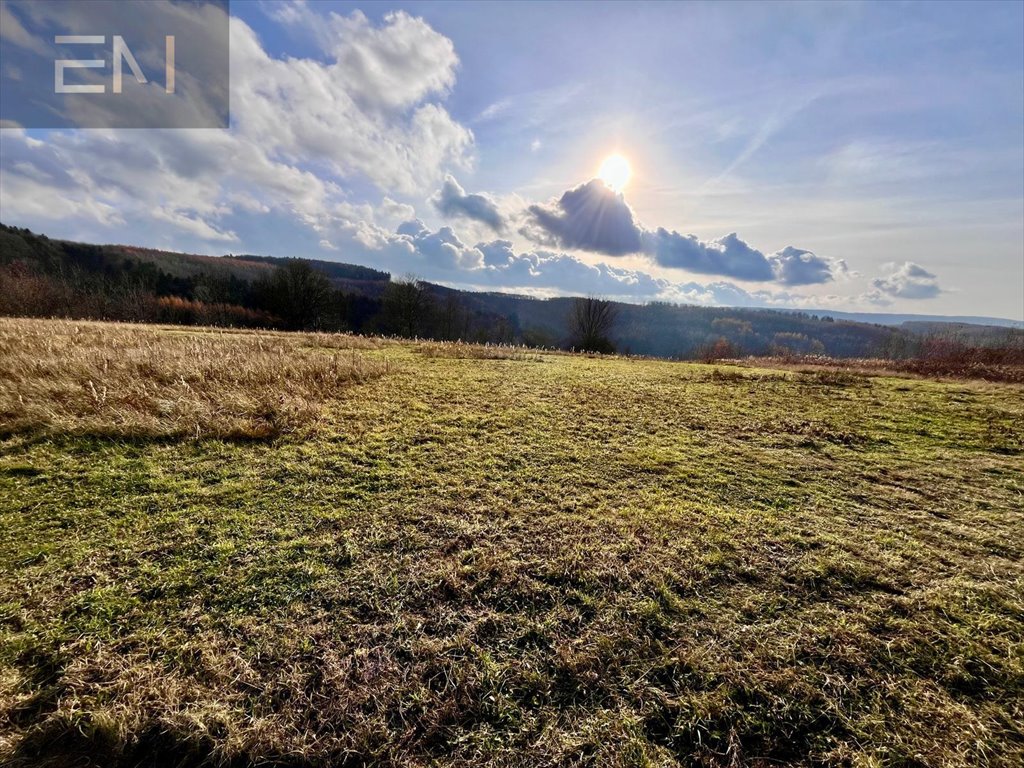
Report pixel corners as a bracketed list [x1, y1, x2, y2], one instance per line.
[430, 175, 506, 232]
[523, 179, 643, 256]
[641, 229, 775, 281]
[770, 246, 840, 286]
[523, 179, 839, 286]
[396, 219, 428, 237]
[870, 262, 941, 299]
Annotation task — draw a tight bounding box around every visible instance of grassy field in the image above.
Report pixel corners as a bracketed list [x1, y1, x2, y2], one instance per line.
[1, 317, 1022, 767]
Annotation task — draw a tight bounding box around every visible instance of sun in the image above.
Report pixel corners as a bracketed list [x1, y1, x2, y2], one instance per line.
[598, 153, 632, 192]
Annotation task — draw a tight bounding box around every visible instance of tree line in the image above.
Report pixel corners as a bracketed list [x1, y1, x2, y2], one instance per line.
[2, 223, 1020, 362]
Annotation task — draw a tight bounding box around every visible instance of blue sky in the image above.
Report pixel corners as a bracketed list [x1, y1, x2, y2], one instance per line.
[1, 0, 1022, 318]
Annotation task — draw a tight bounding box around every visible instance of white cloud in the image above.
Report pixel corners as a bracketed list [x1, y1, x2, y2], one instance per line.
[391, 220, 484, 271]
[230, 15, 472, 195]
[0, 4, 909, 315]
[0, 2, 50, 55]
[770, 246, 845, 286]
[265, 3, 458, 113]
[476, 98, 512, 122]
[867, 261, 943, 302]
[0, 10, 473, 244]
[357, 220, 835, 308]
[0, 148, 124, 225]
[266, 0, 321, 28]
[150, 208, 238, 242]
[374, 197, 417, 229]
[329, 11, 459, 111]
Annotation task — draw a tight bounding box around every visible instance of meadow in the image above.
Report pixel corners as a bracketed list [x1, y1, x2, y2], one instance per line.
[1, 317, 1022, 767]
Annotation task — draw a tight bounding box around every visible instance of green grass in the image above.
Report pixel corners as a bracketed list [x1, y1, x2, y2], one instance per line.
[1, 321, 1023, 766]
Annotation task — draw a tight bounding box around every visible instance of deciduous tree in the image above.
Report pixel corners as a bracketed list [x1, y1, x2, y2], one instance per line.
[569, 297, 617, 353]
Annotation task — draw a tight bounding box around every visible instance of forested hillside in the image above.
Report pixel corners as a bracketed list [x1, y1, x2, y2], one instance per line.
[2, 223, 1020, 360]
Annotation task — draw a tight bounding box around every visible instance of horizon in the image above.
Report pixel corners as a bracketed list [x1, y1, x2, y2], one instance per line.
[1, 0, 1022, 320]
[5, 220, 1023, 327]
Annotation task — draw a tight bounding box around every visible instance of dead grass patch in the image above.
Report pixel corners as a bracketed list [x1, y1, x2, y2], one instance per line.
[0, 318, 391, 440]
[699, 367, 792, 384]
[746, 355, 1024, 384]
[418, 341, 543, 361]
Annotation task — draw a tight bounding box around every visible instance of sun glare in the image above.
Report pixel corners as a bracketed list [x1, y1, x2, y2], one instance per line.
[598, 154, 632, 192]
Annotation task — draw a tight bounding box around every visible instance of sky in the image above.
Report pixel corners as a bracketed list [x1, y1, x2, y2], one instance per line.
[1, 0, 1022, 319]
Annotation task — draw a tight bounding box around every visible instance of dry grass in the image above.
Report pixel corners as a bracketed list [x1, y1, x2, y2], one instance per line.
[0, 318, 391, 440]
[742, 354, 1024, 384]
[1, 319, 1022, 767]
[417, 340, 544, 361]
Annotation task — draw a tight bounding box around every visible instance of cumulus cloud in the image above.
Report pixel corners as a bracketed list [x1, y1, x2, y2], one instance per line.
[230, 14, 471, 195]
[0, 10, 473, 246]
[265, 4, 458, 112]
[364, 220, 830, 309]
[646, 234, 845, 286]
[330, 11, 459, 112]
[483, 247, 668, 297]
[379, 196, 416, 225]
[642, 229, 774, 281]
[365, 220, 668, 298]
[869, 262, 942, 301]
[770, 246, 846, 286]
[431, 175, 506, 232]
[0, 4, 857, 309]
[522, 179, 842, 286]
[392, 220, 484, 270]
[523, 179, 644, 256]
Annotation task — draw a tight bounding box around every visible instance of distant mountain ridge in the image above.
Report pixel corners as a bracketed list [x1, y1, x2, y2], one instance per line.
[782, 308, 1023, 330]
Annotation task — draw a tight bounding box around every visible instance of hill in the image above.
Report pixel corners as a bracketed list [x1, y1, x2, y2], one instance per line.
[223, 254, 389, 283]
[790, 308, 1023, 330]
[2, 223, 1022, 359]
[1, 317, 1022, 766]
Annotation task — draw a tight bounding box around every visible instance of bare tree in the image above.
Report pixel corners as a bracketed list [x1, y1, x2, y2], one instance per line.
[255, 259, 333, 330]
[568, 296, 618, 353]
[381, 274, 433, 338]
[438, 293, 471, 341]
